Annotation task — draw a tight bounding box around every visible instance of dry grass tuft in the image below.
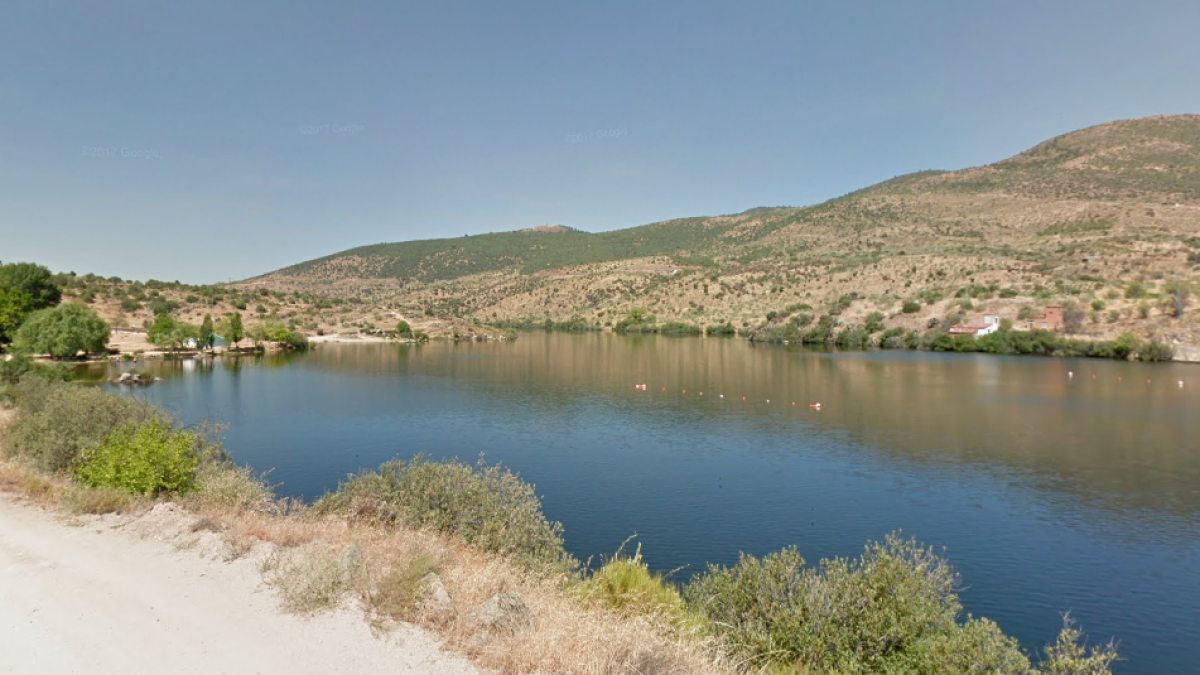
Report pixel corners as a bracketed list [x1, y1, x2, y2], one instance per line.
[190, 516, 223, 533]
[187, 462, 275, 513]
[228, 511, 318, 548]
[369, 553, 443, 622]
[0, 458, 60, 503]
[263, 541, 366, 614]
[62, 484, 144, 514]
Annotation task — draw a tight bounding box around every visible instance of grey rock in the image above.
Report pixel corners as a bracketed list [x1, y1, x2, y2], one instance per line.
[338, 544, 364, 582]
[470, 592, 532, 636]
[416, 572, 456, 623]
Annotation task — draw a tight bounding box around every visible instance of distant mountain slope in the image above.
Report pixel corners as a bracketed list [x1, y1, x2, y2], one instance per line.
[245, 115, 1200, 351]
[273, 214, 736, 283]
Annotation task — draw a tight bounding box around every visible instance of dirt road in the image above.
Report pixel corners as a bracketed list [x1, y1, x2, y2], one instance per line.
[0, 497, 479, 675]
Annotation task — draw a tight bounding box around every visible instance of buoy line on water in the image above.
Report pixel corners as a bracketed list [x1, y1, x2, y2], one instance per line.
[633, 384, 822, 410]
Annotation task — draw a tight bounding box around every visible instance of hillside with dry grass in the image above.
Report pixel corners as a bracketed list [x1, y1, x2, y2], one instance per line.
[238, 115, 1200, 353]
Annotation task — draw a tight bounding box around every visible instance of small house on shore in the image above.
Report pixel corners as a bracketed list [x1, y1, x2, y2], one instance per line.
[1027, 305, 1064, 332]
[949, 315, 1001, 337]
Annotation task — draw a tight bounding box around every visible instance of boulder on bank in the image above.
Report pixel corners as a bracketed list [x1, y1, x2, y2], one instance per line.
[416, 572, 456, 624]
[112, 371, 160, 387]
[469, 592, 532, 636]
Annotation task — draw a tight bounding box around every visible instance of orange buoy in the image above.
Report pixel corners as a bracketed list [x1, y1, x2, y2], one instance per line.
[809, 402, 821, 410]
[766, 399, 770, 404]
[791, 401, 796, 406]
[742, 396, 746, 401]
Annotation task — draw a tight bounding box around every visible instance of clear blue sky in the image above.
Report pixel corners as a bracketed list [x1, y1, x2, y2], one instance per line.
[2, 0, 1198, 284]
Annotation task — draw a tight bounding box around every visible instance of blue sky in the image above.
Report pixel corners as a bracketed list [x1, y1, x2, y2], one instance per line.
[2, 0, 1198, 284]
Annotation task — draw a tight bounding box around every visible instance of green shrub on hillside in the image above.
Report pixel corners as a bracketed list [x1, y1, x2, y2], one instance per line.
[314, 454, 574, 570]
[658, 321, 701, 336]
[705, 322, 737, 336]
[75, 418, 202, 495]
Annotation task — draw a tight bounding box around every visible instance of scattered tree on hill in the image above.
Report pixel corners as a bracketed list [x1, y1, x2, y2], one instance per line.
[199, 314, 214, 349]
[12, 303, 109, 358]
[0, 262, 62, 344]
[147, 313, 177, 348]
[217, 312, 245, 348]
[1164, 277, 1191, 318]
[0, 262, 61, 312]
[396, 319, 411, 336]
[1061, 301, 1087, 334]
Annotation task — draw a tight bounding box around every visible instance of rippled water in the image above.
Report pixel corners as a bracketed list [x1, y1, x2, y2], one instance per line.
[84, 334, 1200, 674]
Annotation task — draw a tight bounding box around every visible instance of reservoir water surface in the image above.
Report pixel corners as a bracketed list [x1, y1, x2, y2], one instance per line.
[88, 334, 1200, 675]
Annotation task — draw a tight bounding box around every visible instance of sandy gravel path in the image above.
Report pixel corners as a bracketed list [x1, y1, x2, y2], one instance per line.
[0, 497, 479, 675]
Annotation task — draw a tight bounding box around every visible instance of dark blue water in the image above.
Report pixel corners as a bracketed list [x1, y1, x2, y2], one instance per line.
[92, 335, 1200, 674]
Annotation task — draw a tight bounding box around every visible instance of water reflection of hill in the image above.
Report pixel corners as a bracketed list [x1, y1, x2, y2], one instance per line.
[289, 336, 1200, 526]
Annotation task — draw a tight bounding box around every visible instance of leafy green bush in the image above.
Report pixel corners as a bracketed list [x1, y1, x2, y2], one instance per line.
[835, 327, 870, 348]
[686, 533, 1117, 675]
[705, 322, 737, 336]
[902, 300, 922, 313]
[74, 418, 202, 495]
[863, 311, 885, 333]
[395, 319, 412, 335]
[0, 354, 72, 387]
[13, 303, 110, 358]
[314, 454, 574, 570]
[3, 378, 161, 472]
[658, 321, 701, 336]
[1124, 281, 1148, 299]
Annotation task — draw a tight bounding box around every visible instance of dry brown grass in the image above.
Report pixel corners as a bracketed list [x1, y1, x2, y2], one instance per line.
[224, 513, 730, 675]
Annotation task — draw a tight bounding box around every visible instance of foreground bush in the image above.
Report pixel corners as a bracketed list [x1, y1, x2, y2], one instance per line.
[578, 542, 696, 631]
[314, 454, 574, 571]
[74, 418, 202, 495]
[3, 377, 161, 472]
[685, 533, 1117, 675]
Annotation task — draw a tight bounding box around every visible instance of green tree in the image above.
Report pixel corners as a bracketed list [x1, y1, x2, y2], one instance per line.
[0, 262, 61, 311]
[199, 314, 214, 349]
[12, 303, 110, 358]
[0, 262, 63, 344]
[0, 291, 28, 345]
[147, 313, 177, 348]
[396, 319, 412, 336]
[229, 312, 244, 346]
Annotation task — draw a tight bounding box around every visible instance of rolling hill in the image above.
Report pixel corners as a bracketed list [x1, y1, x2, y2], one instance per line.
[241, 115, 1200, 353]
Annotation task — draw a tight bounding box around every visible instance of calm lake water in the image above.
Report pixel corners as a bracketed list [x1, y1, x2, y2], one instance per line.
[85, 334, 1200, 675]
